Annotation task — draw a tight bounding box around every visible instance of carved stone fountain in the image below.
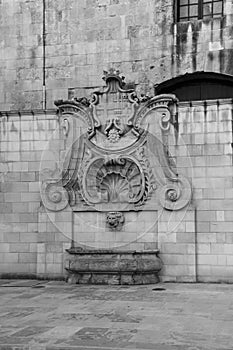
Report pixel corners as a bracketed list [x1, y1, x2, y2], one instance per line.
[41, 70, 192, 284]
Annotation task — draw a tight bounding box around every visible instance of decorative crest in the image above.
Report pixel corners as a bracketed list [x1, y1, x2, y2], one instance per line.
[41, 71, 192, 213]
[102, 69, 126, 91]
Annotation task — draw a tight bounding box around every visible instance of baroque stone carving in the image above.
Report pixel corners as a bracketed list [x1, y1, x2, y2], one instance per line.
[106, 212, 125, 230]
[41, 180, 69, 211]
[78, 155, 146, 206]
[159, 175, 192, 211]
[104, 118, 123, 143]
[167, 189, 179, 202]
[41, 70, 192, 212]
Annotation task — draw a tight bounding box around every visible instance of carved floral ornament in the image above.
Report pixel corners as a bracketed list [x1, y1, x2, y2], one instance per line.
[41, 70, 192, 212]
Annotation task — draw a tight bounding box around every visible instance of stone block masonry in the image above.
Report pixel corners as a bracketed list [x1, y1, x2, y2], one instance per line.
[0, 94, 232, 282]
[0, 0, 233, 282]
[176, 100, 233, 282]
[2, 0, 233, 110]
[0, 110, 67, 279]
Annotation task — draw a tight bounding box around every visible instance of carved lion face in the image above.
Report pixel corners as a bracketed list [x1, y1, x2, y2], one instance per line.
[107, 213, 120, 227]
[106, 212, 124, 229]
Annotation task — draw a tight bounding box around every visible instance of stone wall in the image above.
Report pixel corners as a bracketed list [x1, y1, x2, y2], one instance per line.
[0, 0, 232, 282]
[0, 99, 232, 282]
[0, 0, 43, 111]
[159, 100, 233, 282]
[0, 110, 67, 278]
[1, 0, 233, 110]
[176, 100, 233, 282]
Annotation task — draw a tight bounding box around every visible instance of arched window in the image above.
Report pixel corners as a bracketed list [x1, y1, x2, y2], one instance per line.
[177, 0, 223, 22]
[154, 72, 233, 102]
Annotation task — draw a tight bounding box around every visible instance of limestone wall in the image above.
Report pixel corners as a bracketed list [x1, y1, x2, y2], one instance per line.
[1, 0, 233, 110]
[0, 99, 232, 282]
[0, 110, 67, 278]
[160, 100, 233, 282]
[0, 1, 43, 111]
[0, 0, 233, 282]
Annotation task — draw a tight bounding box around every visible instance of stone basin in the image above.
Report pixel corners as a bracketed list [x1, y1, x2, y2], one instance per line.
[65, 248, 162, 285]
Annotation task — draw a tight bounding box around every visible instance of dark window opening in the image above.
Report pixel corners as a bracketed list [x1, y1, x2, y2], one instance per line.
[177, 0, 223, 22]
[154, 72, 233, 102]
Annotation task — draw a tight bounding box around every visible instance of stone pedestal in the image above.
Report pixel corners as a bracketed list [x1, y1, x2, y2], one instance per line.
[65, 248, 162, 285]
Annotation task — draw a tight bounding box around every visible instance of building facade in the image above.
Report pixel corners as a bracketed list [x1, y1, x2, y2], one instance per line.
[0, 0, 232, 282]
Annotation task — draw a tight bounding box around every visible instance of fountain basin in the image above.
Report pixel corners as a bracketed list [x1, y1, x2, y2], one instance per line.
[65, 248, 162, 285]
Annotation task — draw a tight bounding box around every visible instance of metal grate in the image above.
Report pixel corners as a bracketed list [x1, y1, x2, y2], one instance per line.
[177, 0, 223, 22]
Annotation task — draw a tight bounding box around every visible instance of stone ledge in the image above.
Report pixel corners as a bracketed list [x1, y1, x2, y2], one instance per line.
[66, 248, 160, 254]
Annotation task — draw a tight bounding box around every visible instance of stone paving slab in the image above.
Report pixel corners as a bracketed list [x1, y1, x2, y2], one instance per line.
[0, 280, 46, 288]
[0, 280, 233, 349]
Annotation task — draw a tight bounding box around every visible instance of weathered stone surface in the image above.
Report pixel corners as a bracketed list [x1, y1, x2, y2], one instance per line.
[1, 1, 233, 110]
[1, 89, 233, 283]
[65, 249, 162, 285]
[1, 281, 233, 349]
[0, 1, 233, 283]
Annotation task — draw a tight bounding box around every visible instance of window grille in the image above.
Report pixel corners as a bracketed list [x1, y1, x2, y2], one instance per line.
[177, 0, 223, 22]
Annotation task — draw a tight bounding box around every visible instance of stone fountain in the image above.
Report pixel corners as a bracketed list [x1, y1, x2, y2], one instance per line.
[41, 70, 191, 284]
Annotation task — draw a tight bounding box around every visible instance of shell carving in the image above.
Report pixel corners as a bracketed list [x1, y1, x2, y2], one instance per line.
[79, 156, 146, 205]
[99, 173, 129, 202]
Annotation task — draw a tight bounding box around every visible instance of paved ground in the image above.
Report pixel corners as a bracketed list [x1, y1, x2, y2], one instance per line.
[0, 280, 233, 350]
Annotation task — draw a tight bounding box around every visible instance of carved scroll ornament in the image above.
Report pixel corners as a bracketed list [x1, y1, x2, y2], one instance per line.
[159, 175, 192, 211]
[41, 180, 69, 211]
